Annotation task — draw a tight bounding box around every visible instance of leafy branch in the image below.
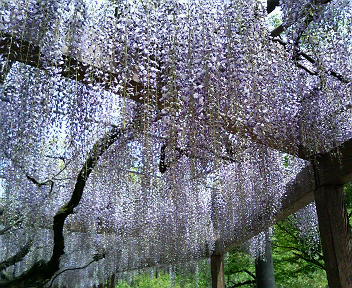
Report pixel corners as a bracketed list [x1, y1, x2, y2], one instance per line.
[228, 280, 256, 288]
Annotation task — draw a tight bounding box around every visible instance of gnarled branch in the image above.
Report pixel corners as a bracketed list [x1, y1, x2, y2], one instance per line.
[0, 239, 33, 272]
[0, 111, 141, 288]
[46, 253, 105, 288]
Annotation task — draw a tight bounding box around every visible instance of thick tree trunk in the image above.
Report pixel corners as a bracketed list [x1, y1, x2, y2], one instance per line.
[211, 254, 225, 288]
[314, 185, 352, 288]
[255, 233, 276, 288]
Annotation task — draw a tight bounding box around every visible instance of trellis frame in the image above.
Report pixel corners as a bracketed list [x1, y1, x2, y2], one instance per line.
[0, 1, 351, 287]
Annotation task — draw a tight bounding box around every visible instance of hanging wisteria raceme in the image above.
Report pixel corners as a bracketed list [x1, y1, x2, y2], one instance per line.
[0, 0, 351, 286]
[293, 203, 320, 247]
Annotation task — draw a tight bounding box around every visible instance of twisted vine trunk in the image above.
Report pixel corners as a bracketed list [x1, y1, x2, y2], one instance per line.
[0, 115, 140, 288]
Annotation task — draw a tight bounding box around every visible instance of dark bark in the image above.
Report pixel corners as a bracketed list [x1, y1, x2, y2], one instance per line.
[109, 274, 116, 288]
[46, 253, 105, 288]
[291, 252, 325, 270]
[0, 114, 140, 288]
[0, 219, 21, 235]
[227, 269, 256, 288]
[270, 0, 333, 38]
[272, 243, 324, 270]
[267, 0, 279, 14]
[159, 144, 167, 173]
[236, 269, 256, 279]
[0, 239, 33, 272]
[272, 38, 351, 84]
[270, 25, 285, 37]
[314, 185, 352, 288]
[211, 254, 225, 288]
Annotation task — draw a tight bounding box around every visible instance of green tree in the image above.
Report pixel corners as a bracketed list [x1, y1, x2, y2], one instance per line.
[225, 249, 256, 287]
[272, 217, 327, 288]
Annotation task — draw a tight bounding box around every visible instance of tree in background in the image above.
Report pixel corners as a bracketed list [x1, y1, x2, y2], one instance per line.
[225, 250, 256, 288]
[223, 190, 349, 288]
[272, 214, 326, 288]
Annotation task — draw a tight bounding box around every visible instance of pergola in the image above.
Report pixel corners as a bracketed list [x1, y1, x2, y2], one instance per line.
[0, 0, 351, 287]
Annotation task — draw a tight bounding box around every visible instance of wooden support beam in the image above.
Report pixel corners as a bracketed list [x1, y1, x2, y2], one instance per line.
[2, 25, 352, 280]
[211, 254, 225, 288]
[222, 137, 352, 253]
[224, 138, 352, 286]
[109, 274, 116, 288]
[314, 140, 352, 186]
[311, 139, 352, 287]
[314, 186, 352, 287]
[0, 139, 350, 275]
[59, 138, 352, 271]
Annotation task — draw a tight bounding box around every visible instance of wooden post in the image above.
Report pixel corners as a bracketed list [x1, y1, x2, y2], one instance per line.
[255, 232, 276, 288]
[211, 254, 225, 288]
[109, 274, 116, 288]
[314, 185, 352, 288]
